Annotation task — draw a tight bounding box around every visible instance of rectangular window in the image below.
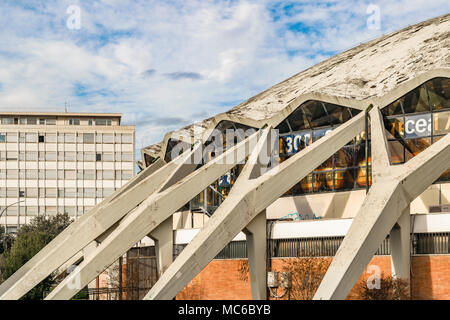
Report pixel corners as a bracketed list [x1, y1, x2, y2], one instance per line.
[26, 151, 38, 161]
[83, 133, 94, 144]
[7, 151, 18, 160]
[95, 119, 112, 126]
[96, 153, 102, 161]
[102, 133, 114, 143]
[7, 188, 18, 198]
[1, 117, 14, 125]
[65, 152, 76, 161]
[103, 170, 114, 180]
[65, 188, 76, 198]
[45, 152, 57, 161]
[26, 170, 38, 179]
[103, 153, 113, 161]
[0, 134, 5, 143]
[46, 134, 57, 143]
[46, 170, 57, 179]
[84, 152, 95, 162]
[121, 153, 133, 162]
[39, 119, 45, 125]
[7, 133, 17, 143]
[122, 171, 133, 180]
[65, 170, 76, 180]
[69, 119, 80, 125]
[26, 188, 38, 198]
[65, 133, 76, 143]
[26, 133, 37, 143]
[27, 118, 37, 125]
[7, 170, 18, 179]
[84, 170, 95, 180]
[122, 134, 133, 144]
[46, 119, 56, 125]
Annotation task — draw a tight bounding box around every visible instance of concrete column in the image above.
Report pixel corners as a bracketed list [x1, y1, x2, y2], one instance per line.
[149, 216, 173, 277]
[390, 205, 411, 284]
[243, 210, 267, 300]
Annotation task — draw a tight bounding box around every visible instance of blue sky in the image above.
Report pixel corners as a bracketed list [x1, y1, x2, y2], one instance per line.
[0, 0, 448, 158]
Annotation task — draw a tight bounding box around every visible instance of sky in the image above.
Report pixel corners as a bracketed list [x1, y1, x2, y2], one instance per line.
[0, 0, 448, 160]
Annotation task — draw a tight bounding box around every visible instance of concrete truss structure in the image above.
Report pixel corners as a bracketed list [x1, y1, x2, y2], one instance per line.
[0, 14, 449, 300]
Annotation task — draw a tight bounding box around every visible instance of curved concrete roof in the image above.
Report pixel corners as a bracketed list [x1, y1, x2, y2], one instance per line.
[141, 13, 450, 165]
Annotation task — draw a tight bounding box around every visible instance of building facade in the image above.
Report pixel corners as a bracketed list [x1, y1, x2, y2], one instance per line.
[0, 112, 135, 233]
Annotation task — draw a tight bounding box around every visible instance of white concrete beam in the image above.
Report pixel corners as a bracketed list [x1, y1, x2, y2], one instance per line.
[44, 131, 260, 300]
[369, 106, 391, 179]
[145, 113, 365, 300]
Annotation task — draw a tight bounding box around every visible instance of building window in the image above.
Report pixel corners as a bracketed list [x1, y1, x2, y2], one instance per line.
[39, 119, 45, 125]
[96, 153, 102, 161]
[69, 119, 80, 125]
[0, 134, 5, 143]
[88, 119, 93, 126]
[39, 135, 45, 143]
[1, 118, 14, 125]
[95, 119, 112, 126]
[83, 133, 94, 143]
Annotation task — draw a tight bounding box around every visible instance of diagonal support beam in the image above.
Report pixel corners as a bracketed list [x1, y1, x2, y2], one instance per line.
[0, 151, 184, 300]
[145, 112, 365, 300]
[44, 131, 260, 300]
[369, 106, 391, 178]
[313, 132, 450, 300]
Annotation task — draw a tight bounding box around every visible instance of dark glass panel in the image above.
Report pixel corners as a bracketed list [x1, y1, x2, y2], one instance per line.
[355, 142, 370, 167]
[302, 101, 330, 128]
[334, 169, 355, 191]
[323, 103, 352, 125]
[277, 120, 290, 134]
[315, 156, 333, 171]
[384, 117, 404, 139]
[401, 85, 430, 114]
[313, 171, 333, 192]
[279, 137, 289, 155]
[355, 166, 372, 188]
[294, 174, 313, 194]
[426, 77, 450, 111]
[286, 107, 310, 131]
[404, 138, 431, 161]
[433, 111, 450, 135]
[354, 129, 370, 145]
[334, 146, 355, 168]
[382, 98, 403, 116]
[388, 140, 405, 164]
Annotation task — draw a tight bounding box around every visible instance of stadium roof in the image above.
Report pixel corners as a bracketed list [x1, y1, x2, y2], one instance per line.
[140, 13, 450, 166]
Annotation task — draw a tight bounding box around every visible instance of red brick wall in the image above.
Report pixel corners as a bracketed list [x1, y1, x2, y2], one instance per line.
[176, 255, 450, 300]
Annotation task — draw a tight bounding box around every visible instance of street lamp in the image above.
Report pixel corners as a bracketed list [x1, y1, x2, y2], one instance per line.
[0, 200, 25, 235]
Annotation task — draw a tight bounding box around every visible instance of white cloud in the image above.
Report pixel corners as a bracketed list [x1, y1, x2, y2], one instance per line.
[0, 0, 448, 157]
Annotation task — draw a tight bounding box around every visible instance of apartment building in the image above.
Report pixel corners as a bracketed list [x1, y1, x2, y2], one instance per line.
[0, 112, 135, 233]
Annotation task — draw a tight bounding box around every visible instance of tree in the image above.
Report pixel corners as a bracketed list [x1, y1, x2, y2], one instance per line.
[0, 226, 14, 255]
[0, 214, 72, 300]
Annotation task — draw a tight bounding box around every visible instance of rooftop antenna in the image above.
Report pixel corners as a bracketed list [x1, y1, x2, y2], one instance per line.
[65, 101, 68, 113]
